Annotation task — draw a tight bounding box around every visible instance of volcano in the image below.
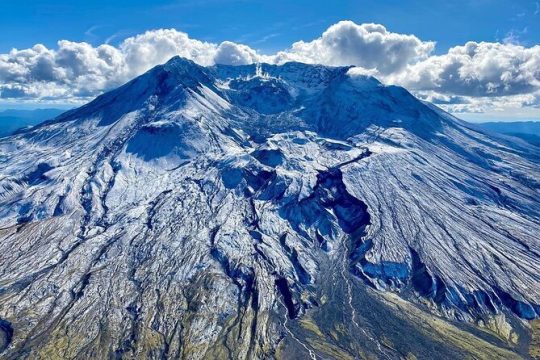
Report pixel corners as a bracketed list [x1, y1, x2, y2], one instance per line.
[0, 57, 539, 359]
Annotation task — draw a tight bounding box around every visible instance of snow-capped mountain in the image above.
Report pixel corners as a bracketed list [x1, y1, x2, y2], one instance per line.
[0, 56, 539, 359]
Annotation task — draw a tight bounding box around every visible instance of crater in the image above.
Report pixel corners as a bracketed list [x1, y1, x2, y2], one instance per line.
[226, 77, 294, 114]
[251, 149, 284, 167]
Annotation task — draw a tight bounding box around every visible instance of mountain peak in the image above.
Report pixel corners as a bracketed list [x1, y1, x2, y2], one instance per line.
[162, 55, 208, 75]
[41, 57, 434, 136]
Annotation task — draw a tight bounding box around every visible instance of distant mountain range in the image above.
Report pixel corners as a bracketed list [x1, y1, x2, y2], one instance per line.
[0, 109, 66, 137]
[475, 121, 540, 147]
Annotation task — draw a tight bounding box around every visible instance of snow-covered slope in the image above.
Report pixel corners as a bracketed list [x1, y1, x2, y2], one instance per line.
[0, 57, 539, 359]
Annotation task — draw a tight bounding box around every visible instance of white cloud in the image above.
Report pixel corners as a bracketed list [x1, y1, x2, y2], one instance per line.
[0, 41, 126, 100]
[0, 22, 436, 100]
[1, 21, 539, 119]
[119, 29, 216, 76]
[213, 41, 261, 65]
[416, 90, 540, 114]
[273, 21, 435, 74]
[0, 29, 260, 100]
[390, 41, 540, 97]
[383, 41, 540, 115]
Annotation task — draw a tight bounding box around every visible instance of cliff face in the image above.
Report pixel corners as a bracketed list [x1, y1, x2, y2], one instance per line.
[0, 57, 538, 359]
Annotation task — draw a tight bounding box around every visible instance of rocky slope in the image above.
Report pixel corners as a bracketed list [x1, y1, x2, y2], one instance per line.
[0, 57, 539, 359]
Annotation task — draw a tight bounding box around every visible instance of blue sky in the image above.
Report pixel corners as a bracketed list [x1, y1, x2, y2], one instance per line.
[1, 0, 538, 54]
[0, 0, 539, 121]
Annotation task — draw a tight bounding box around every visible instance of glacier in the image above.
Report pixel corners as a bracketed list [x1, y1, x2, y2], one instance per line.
[0, 56, 539, 359]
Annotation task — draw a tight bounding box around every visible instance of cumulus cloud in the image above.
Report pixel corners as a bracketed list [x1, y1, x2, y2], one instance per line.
[414, 89, 540, 116]
[0, 41, 126, 100]
[213, 41, 262, 65]
[1, 20, 539, 117]
[391, 41, 540, 97]
[273, 21, 435, 74]
[119, 29, 216, 75]
[0, 29, 260, 100]
[0, 21, 438, 101]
